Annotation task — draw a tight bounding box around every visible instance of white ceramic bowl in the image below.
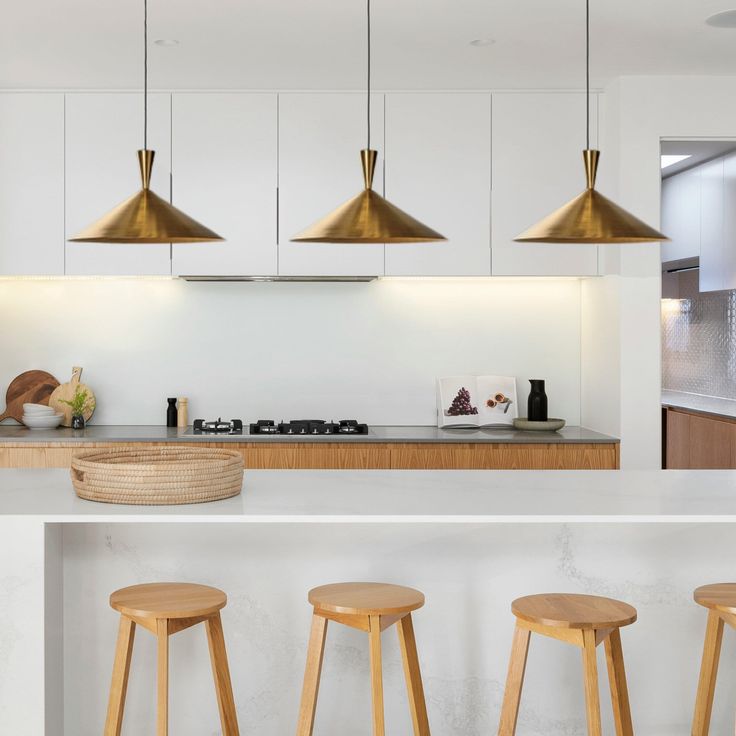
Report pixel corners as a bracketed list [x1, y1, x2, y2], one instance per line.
[22, 414, 63, 429]
[23, 403, 56, 415]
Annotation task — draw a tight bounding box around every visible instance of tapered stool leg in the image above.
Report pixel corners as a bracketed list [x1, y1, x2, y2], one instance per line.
[206, 612, 240, 735]
[498, 625, 531, 736]
[157, 619, 169, 736]
[369, 615, 385, 736]
[296, 614, 329, 736]
[104, 616, 136, 736]
[581, 629, 602, 736]
[692, 611, 725, 736]
[604, 629, 633, 736]
[397, 613, 430, 735]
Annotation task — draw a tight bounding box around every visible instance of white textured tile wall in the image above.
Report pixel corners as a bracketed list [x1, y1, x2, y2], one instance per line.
[662, 270, 736, 399]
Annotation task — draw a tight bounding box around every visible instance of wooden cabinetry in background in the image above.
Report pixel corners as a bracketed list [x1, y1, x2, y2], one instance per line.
[0, 441, 618, 470]
[665, 408, 736, 468]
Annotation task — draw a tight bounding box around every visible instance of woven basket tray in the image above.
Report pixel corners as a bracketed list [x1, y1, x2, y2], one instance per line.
[70, 447, 244, 505]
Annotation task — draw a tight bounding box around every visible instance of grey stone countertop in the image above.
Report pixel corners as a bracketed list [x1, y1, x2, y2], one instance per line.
[662, 390, 736, 421]
[0, 424, 618, 444]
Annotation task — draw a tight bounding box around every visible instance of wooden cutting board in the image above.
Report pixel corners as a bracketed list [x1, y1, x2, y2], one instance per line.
[48, 367, 96, 427]
[0, 370, 61, 423]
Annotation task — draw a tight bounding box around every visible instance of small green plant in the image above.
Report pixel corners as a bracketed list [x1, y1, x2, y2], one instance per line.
[59, 388, 95, 417]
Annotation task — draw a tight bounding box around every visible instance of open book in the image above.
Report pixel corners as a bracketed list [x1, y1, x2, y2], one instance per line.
[437, 375, 518, 428]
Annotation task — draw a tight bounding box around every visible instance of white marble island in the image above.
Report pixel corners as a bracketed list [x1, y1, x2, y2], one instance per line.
[3, 468, 736, 736]
[2, 467, 736, 520]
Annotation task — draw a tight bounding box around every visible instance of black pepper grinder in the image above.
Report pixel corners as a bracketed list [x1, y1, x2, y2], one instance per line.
[166, 398, 178, 428]
[527, 379, 548, 421]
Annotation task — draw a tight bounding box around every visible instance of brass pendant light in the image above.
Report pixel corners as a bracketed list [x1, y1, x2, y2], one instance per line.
[514, 0, 667, 244]
[291, 0, 445, 244]
[69, 0, 222, 244]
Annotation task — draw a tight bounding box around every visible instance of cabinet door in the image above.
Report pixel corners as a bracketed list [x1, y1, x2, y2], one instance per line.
[665, 409, 690, 468]
[699, 158, 725, 292]
[65, 93, 172, 275]
[171, 94, 277, 277]
[723, 153, 736, 290]
[278, 93, 385, 276]
[689, 414, 733, 468]
[491, 93, 599, 276]
[383, 93, 491, 276]
[661, 168, 701, 263]
[0, 94, 64, 275]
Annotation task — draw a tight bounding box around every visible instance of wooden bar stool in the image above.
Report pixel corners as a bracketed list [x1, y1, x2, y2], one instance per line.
[692, 583, 736, 735]
[498, 593, 637, 736]
[296, 582, 430, 736]
[104, 582, 239, 736]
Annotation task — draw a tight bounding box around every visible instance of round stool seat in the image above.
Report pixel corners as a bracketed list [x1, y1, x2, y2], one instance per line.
[308, 582, 425, 616]
[110, 582, 227, 620]
[512, 593, 637, 630]
[694, 583, 736, 614]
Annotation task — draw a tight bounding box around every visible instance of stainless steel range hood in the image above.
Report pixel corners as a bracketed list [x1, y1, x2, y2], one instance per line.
[179, 275, 378, 283]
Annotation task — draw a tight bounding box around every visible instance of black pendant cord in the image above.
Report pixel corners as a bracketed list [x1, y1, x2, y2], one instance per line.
[585, 0, 590, 150]
[144, 0, 148, 150]
[366, 0, 371, 150]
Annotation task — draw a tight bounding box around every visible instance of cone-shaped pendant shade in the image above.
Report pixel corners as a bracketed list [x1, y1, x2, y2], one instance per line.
[291, 149, 445, 243]
[514, 150, 668, 244]
[69, 150, 223, 243]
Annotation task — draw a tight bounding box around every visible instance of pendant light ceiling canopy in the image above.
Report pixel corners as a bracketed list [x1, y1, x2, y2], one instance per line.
[69, 0, 222, 244]
[291, 0, 445, 244]
[514, 0, 667, 245]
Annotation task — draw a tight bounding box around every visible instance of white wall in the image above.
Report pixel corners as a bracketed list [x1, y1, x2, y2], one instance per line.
[582, 75, 736, 468]
[62, 522, 736, 736]
[0, 278, 583, 426]
[580, 276, 621, 440]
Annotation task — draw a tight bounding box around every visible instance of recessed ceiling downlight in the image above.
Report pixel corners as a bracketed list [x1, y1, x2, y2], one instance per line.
[706, 10, 736, 28]
[155, 38, 179, 46]
[469, 38, 496, 47]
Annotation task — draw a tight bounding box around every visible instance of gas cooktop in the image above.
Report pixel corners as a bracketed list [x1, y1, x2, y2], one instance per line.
[192, 418, 244, 435]
[249, 419, 369, 435]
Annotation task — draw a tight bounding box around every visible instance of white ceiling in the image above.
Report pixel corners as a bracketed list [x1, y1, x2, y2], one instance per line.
[2, 0, 736, 90]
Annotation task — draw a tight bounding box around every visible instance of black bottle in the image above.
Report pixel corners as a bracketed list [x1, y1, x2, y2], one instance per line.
[166, 398, 178, 428]
[527, 379, 548, 421]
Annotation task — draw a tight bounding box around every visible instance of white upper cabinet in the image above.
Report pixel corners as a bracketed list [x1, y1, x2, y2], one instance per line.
[723, 154, 736, 291]
[660, 167, 701, 263]
[0, 94, 64, 275]
[171, 94, 278, 277]
[278, 93, 385, 276]
[65, 93, 172, 275]
[491, 92, 599, 276]
[699, 158, 724, 292]
[383, 93, 491, 276]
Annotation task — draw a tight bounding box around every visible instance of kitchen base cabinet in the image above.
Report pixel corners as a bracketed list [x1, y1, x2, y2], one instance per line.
[665, 408, 736, 469]
[391, 443, 618, 470]
[0, 441, 619, 470]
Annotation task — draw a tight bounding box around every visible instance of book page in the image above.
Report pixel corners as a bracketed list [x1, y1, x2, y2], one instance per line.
[476, 375, 518, 426]
[436, 376, 480, 427]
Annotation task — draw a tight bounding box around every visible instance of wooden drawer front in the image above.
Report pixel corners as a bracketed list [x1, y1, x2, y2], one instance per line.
[237, 444, 390, 469]
[0, 441, 618, 470]
[389, 443, 618, 470]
